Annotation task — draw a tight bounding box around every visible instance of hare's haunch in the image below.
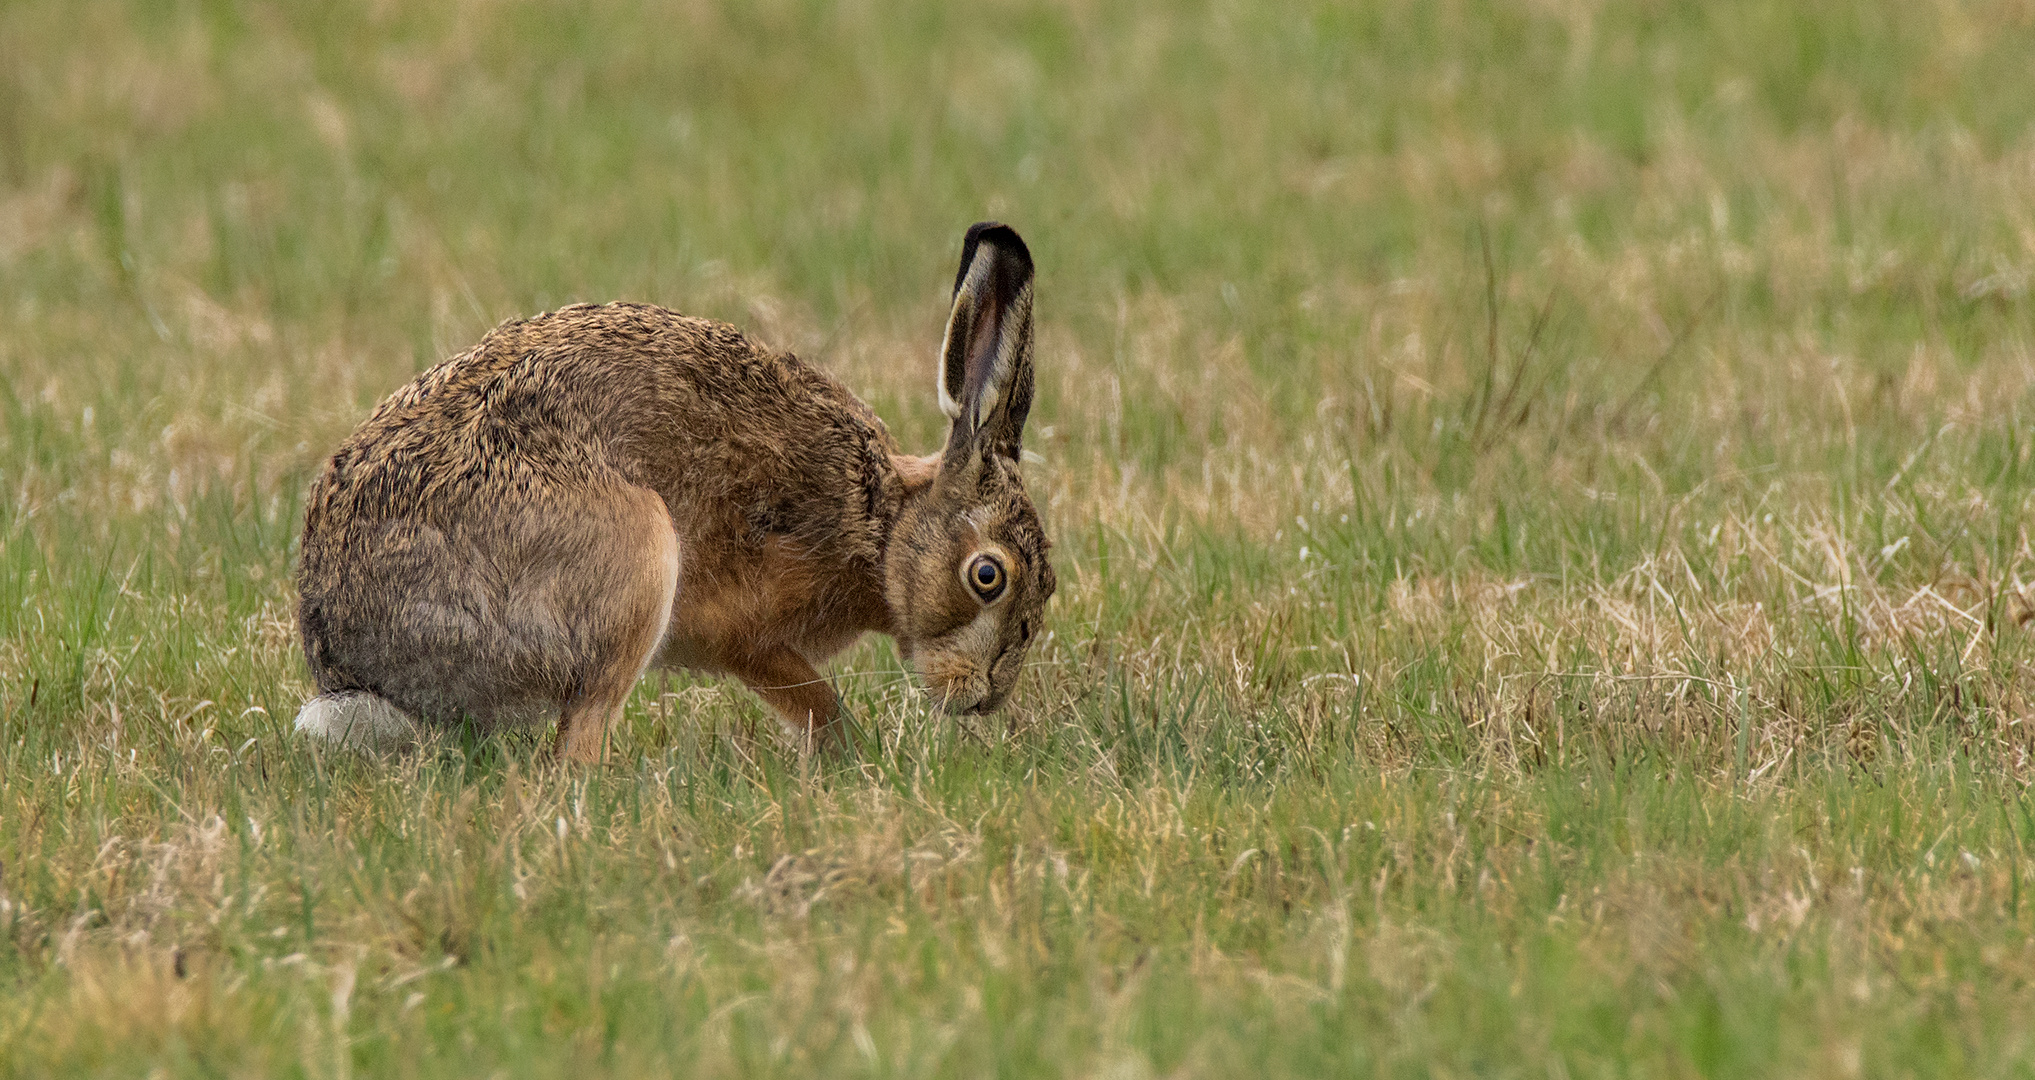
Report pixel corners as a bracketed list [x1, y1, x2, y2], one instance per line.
[294, 223, 1054, 761]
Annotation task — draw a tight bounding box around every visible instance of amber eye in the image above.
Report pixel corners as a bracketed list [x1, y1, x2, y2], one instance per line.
[966, 553, 1007, 603]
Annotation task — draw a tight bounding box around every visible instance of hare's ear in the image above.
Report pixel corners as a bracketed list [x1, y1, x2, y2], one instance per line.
[938, 222, 1035, 461]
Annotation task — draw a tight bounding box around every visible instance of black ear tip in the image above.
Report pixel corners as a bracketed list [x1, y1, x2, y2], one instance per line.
[960, 221, 1032, 273]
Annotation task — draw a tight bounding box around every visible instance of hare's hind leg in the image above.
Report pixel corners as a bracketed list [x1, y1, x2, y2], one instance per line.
[551, 486, 680, 764]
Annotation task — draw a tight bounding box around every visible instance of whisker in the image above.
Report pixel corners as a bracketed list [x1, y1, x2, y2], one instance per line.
[744, 672, 924, 693]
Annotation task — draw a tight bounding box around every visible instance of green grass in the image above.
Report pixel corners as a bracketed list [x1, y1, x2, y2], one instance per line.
[9, 0, 2035, 1075]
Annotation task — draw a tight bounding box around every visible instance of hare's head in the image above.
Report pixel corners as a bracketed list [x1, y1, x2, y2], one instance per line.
[886, 223, 1056, 715]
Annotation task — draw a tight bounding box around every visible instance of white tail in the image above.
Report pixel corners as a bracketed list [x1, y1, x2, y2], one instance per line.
[294, 692, 420, 750]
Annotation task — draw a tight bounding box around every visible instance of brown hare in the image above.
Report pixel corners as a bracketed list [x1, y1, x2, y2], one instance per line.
[294, 222, 1054, 761]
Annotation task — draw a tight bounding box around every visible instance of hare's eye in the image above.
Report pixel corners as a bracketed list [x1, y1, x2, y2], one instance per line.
[965, 554, 1007, 603]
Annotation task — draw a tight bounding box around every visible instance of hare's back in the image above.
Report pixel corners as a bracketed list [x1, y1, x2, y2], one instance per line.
[467, 303, 897, 512]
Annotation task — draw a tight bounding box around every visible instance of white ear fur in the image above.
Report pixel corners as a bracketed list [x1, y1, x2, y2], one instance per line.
[973, 378, 1001, 431]
[936, 284, 972, 421]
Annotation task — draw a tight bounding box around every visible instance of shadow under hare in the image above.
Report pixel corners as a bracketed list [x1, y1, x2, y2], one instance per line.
[295, 223, 1055, 761]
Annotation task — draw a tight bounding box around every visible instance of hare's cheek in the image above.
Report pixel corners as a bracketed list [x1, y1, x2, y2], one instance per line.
[911, 612, 999, 695]
[936, 608, 1001, 665]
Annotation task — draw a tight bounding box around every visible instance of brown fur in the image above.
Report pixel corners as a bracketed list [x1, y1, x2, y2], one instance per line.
[295, 224, 1054, 760]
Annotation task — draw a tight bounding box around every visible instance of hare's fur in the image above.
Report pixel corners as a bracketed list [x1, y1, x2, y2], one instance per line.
[293, 691, 423, 749]
[296, 225, 1053, 760]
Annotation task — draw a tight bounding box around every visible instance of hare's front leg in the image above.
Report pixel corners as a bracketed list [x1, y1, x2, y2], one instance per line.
[734, 649, 843, 753]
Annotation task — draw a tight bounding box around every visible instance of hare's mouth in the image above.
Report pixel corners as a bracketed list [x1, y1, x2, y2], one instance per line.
[911, 654, 990, 713]
[939, 689, 989, 716]
[950, 683, 1010, 716]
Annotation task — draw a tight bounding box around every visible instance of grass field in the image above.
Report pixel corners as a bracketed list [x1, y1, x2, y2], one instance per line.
[8, 0, 2035, 1074]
